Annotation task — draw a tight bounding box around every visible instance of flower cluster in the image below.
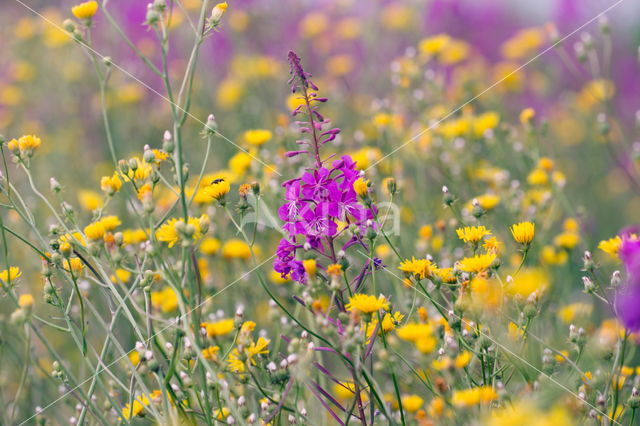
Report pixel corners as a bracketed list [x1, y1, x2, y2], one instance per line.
[274, 52, 376, 283]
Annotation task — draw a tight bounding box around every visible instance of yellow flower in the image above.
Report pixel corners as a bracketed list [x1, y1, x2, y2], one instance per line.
[345, 294, 389, 314]
[473, 112, 500, 137]
[401, 395, 424, 413]
[18, 293, 34, 308]
[72, 1, 99, 20]
[398, 257, 434, 279]
[303, 259, 317, 277]
[111, 268, 131, 283]
[432, 267, 456, 283]
[541, 245, 568, 265]
[506, 268, 549, 298]
[327, 263, 343, 277]
[554, 231, 580, 249]
[483, 237, 503, 254]
[221, 239, 251, 259]
[510, 222, 535, 245]
[0, 266, 22, 283]
[122, 229, 148, 245]
[121, 157, 152, 182]
[202, 318, 235, 337]
[99, 215, 121, 231]
[202, 345, 220, 360]
[527, 168, 548, 186]
[418, 34, 450, 56]
[9, 134, 42, 157]
[150, 286, 179, 313]
[247, 337, 270, 364]
[78, 190, 103, 211]
[474, 194, 501, 211]
[227, 349, 245, 372]
[100, 173, 122, 195]
[64, 258, 85, 275]
[121, 394, 150, 420]
[244, 129, 272, 146]
[452, 386, 498, 407]
[456, 226, 491, 244]
[353, 177, 369, 197]
[598, 236, 622, 259]
[200, 237, 221, 255]
[419, 225, 433, 239]
[204, 178, 231, 201]
[228, 151, 252, 176]
[381, 311, 404, 332]
[84, 222, 105, 241]
[458, 253, 496, 273]
[519, 107, 535, 124]
[156, 215, 207, 248]
[558, 303, 592, 324]
[455, 351, 472, 368]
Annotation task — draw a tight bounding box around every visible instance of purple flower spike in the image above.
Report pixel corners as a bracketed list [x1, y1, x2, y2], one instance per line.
[614, 236, 640, 330]
[274, 52, 378, 284]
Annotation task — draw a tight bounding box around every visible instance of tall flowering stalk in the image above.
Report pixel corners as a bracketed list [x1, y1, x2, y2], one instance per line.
[275, 51, 376, 286]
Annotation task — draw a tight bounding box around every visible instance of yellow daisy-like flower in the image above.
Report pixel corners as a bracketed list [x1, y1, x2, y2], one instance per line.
[0, 266, 22, 283]
[345, 294, 389, 314]
[150, 286, 179, 313]
[202, 318, 235, 337]
[398, 257, 434, 279]
[72, 1, 99, 20]
[244, 129, 272, 146]
[483, 237, 503, 254]
[200, 237, 221, 255]
[121, 394, 150, 420]
[598, 236, 622, 259]
[401, 394, 424, 413]
[458, 253, 496, 273]
[8, 134, 42, 157]
[18, 294, 34, 308]
[353, 177, 369, 197]
[452, 386, 498, 407]
[204, 178, 231, 201]
[432, 267, 456, 283]
[456, 226, 492, 244]
[221, 239, 251, 259]
[202, 345, 220, 361]
[227, 349, 245, 373]
[510, 222, 535, 245]
[100, 173, 122, 195]
[84, 221, 106, 241]
[156, 215, 207, 248]
[247, 337, 270, 364]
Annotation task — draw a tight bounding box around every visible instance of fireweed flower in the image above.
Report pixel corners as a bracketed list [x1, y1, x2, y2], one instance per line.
[614, 237, 640, 330]
[274, 52, 377, 283]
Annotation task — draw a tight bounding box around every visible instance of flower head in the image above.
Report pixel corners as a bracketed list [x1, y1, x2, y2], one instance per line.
[0, 266, 22, 284]
[510, 222, 535, 245]
[204, 178, 231, 202]
[345, 294, 389, 314]
[456, 225, 492, 244]
[244, 129, 272, 146]
[458, 253, 496, 273]
[398, 257, 434, 280]
[72, 1, 98, 20]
